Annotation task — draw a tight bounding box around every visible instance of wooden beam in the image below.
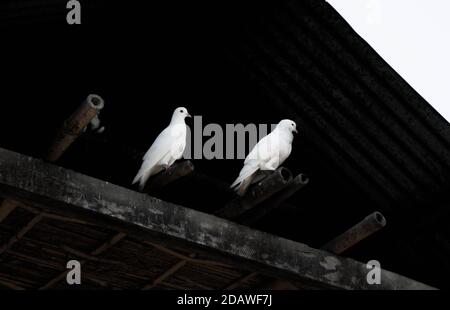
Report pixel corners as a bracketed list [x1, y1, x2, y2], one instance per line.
[224, 272, 259, 290]
[145, 242, 231, 268]
[39, 232, 126, 289]
[257, 278, 299, 290]
[0, 214, 43, 254]
[142, 253, 196, 290]
[0, 278, 26, 290]
[61, 246, 123, 265]
[0, 148, 434, 290]
[0, 199, 20, 223]
[6, 249, 111, 289]
[176, 275, 214, 290]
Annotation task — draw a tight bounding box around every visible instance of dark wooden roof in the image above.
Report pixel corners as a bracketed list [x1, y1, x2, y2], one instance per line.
[0, 0, 449, 289]
[233, 0, 450, 209]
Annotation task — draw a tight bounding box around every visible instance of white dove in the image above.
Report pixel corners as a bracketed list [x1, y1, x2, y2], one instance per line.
[230, 119, 298, 196]
[133, 107, 191, 191]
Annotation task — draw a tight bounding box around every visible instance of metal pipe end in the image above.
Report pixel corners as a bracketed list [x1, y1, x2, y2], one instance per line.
[178, 160, 195, 176]
[372, 211, 387, 227]
[86, 94, 105, 110]
[296, 173, 309, 185]
[277, 167, 293, 183]
[184, 160, 195, 171]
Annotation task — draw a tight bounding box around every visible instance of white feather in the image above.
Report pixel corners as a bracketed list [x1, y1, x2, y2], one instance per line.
[133, 107, 190, 191]
[230, 119, 297, 196]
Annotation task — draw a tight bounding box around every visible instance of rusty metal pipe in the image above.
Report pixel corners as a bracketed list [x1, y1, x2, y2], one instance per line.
[1, 94, 104, 223]
[260, 211, 386, 290]
[321, 211, 387, 254]
[216, 167, 293, 219]
[241, 173, 309, 225]
[46, 94, 104, 162]
[146, 160, 195, 192]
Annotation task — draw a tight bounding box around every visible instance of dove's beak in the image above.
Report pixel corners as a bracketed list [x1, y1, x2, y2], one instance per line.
[293, 128, 298, 134]
[187, 113, 192, 118]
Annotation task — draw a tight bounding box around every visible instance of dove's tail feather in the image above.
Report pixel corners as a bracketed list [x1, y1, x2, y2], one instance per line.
[235, 175, 254, 196]
[132, 165, 146, 185]
[230, 164, 259, 196]
[138, 169, 151, 191]
[132, 161, 163, 191]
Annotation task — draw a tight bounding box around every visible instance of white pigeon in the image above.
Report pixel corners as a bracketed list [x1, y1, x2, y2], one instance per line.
[230, 119, 298, 196]
[132, 107, 191, 191]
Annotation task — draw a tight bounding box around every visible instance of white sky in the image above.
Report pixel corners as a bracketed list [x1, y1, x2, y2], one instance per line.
[326, 0, 450, 122]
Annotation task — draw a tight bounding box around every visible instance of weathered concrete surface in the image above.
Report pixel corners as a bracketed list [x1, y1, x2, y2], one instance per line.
[0, 147, 435, 290]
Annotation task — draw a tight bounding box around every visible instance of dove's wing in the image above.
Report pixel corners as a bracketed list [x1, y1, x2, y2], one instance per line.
[132, 126, 174, 186]
[276, 138, 292, 168]
[230, 130, 281, 195]
[166, 124, 188, 164]
[142, 127, 172, 161]
[133, 123, 188, 191]
[255, 128, 292, 170]
[142, 123, 186, 163]
[244, 132, 276, 166]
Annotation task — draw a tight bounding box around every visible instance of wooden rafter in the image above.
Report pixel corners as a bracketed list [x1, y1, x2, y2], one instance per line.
[39, 232, 126, 289]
